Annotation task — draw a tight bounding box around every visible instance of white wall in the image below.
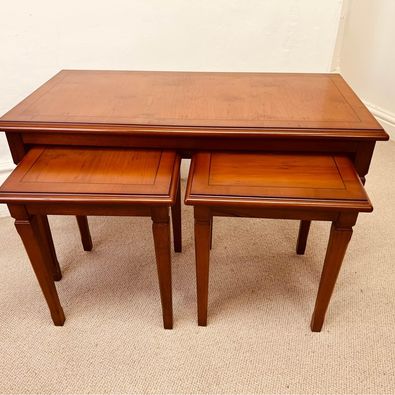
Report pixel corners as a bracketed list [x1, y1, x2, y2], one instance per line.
[0, 0, 343, 163]
[338, 0, 395, 139]
[0, 0, 344, 216]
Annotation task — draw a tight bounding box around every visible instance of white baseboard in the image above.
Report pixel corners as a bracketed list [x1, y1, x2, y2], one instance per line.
[364, 101, 395, 140]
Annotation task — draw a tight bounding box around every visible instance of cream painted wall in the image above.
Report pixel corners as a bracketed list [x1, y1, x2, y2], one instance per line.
[0, 0, 345, 216]
[339, 0, 395, 138]
[0, 0, 343, 168]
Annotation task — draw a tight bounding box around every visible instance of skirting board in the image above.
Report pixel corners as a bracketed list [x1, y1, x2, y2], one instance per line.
[364, 101, 395, 140]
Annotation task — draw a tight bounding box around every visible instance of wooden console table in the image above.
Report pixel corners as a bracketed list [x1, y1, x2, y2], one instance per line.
[0, 70, 389, 263]
[0, 70, 388, 170]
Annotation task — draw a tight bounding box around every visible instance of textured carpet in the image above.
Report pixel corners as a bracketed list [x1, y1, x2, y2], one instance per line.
[0, 142, 394, 394]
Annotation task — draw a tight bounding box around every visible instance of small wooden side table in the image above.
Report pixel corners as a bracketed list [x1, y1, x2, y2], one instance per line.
[0, 71, 387, 257]
[0, 146, 181, 328]
[185, 151, 373, 331]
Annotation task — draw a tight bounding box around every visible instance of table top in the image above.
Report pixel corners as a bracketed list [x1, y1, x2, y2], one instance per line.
[0, 146, 180, 205]
[0, 70, 388, 141]
[185, 152, 372, 212]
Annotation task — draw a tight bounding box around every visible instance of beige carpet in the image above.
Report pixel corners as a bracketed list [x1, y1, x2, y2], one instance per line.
[0, 142, 394, 394]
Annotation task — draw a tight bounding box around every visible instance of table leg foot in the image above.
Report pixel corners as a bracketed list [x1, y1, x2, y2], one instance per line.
[152, 207, 173, 329]
[76, 216, 93, 252]
[296, 220, 311, 255]
[194, 207, 211, 327]
[11, 207, 65, 326]
[310, 222, 353, 332]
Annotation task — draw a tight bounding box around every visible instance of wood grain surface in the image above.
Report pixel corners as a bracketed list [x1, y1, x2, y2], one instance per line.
[185, 152, 372, 211]
[0, 147, 180, 204]
[0, 70, 388, 141]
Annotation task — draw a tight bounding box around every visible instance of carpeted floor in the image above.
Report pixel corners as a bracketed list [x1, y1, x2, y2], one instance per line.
[0, 141, 394, 394]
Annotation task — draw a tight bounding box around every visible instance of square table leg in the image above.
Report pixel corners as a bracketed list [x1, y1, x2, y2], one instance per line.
[296, 220, 311, 255]
[35, 215, 62, 281]
[310, 214, 357, 332]
[194, 207, 212, 327]
[151, 207, 173, 329]
[9, 205, 65, 326]
[171, 179, 182, 253]
[76, 216, 93, 252]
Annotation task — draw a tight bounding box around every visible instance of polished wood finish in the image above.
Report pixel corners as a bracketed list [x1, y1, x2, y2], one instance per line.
[6, 131, 90, 256]
[6, 133, 27, 164]
[36, 215, 62, 281]
[9, 205, 65, 326]
[152, 207, 173, 329]
[0, 71, 387, 139]
[296, 220, 311, 255]
[194, 207, 212, 326]
[0, 71, 387, 329]
[1, 71, 387, 266]
[76, 216, 93, 252]
[186, 152, 372, 211]
[311, 219, 355, 332]
[185, 152, 372, 331]
[1, 147, 178, 199]
[0, 147, 180, 328]
[171, 179, 182, 253]
[1, 71, 388, 176]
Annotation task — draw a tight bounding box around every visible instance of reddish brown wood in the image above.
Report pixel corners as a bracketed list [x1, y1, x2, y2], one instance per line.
[9, 205, 65, 325]
[354, 141, 376, 181]
[0, 71, 387, 330]
[171, 178, 182, 253]
[296, 220, 311, 255]
[310, 216, 356, 332]
[1, 72, 388, 196]
[211, 206, 339, 221]
[5, 133, 27, 164]
[1, 147, 177, 196]
[151, 207, 173, 329]
[76, 216, 93, 252]
[186, 152, 371, 331]
[20, 132, 360, 153]
[0, 147, 181, 206]
[25, 203, 153, 217]
[1, 148, 180, 328]
[194, 207, 212, 326]
[186, 152, 372, 211]
[6, 133, 93, 257]
[35, 215, 62, 281]
[0, 71, 387, 139]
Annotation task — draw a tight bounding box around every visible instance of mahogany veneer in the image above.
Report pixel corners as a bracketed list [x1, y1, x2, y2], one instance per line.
[0, 71, 388, 278]
[185, 151, 372, 331]
[0, 146, 181, 329]
[0, 70, 388, 136]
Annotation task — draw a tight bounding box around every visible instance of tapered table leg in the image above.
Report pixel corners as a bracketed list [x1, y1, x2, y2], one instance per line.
[194, 207, 211, 326]
[152, 207, 173, 329]
[76, 216, 93, 251]
[310, 222, 353, 332]
[11, 208, 65, 326]
[296, 220, 311, 255]
[171, 179, 182, 253]
[35, 215, 62, 281]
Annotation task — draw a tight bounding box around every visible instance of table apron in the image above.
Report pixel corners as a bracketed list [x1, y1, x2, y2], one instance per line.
[7, 131, 376, 179]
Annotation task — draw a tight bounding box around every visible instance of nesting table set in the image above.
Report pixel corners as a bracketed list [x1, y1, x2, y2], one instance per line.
[0, 71, 388, 331]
